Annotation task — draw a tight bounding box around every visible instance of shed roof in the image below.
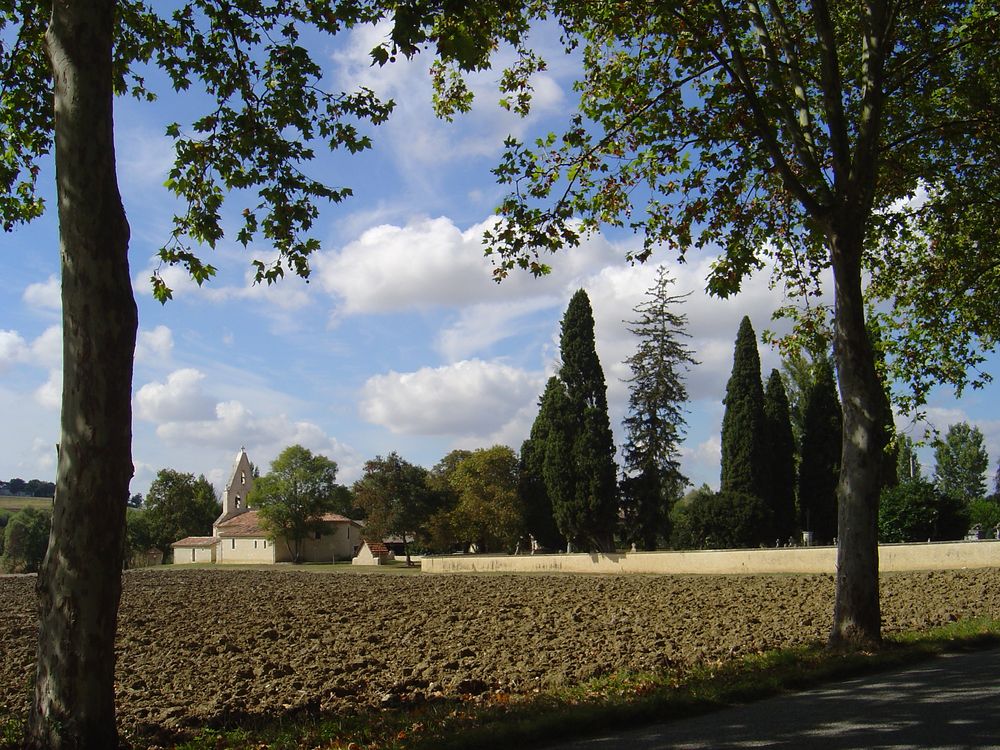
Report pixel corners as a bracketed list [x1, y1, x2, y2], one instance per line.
[363, 541, 392, 557]
[171, 536, 219, 548]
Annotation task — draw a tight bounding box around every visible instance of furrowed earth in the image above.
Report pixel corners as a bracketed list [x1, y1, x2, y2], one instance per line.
[2, 567, 999, 744]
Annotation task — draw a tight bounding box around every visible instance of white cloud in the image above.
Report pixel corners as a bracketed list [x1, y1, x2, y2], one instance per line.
[135, 368, 217, 423]
[318, 215, 617, 319]
[360, 359, 543, 437]
[154, 399, 357, 476]
[0, 330, 28, 372]
[117, 126, 175, 188]
[30, 326, 62, 369]
[35, 369, 61, 410]
[435, 297, 560, 362]
[0, 326, 60, 372]
[23, 275, 60, 310]
[136, 325, 174, 362]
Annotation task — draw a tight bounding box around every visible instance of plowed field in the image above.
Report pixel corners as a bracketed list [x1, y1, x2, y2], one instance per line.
[2, 567, 998, 743]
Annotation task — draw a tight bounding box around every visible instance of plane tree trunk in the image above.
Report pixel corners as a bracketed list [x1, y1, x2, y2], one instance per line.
[827, 215, 884, 650]
[25, 0, 137, 747]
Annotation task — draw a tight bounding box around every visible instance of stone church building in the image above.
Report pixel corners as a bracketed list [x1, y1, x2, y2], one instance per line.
[172, 448, 362, 564]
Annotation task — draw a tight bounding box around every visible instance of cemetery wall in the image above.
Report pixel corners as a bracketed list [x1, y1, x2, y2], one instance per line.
[421, 540, 1000, 575]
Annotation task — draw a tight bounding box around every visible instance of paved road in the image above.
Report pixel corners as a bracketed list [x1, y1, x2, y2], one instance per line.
[541, 648, 1000, 749]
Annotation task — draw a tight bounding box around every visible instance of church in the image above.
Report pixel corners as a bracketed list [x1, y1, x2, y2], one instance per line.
[171, 448, 363, 564]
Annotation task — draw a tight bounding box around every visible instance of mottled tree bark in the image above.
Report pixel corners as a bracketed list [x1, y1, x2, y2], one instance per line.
[25, 0, 137, 747]
[828, 216, 884, 650]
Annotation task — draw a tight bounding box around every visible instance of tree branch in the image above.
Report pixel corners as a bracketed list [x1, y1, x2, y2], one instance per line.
[710, 0, 823, 216]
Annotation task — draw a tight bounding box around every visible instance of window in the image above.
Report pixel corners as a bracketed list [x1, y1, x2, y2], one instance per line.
[191, 549, 195, 562]
[314, 530, 322, 540]
[263, 540, 267, 549]
[235, 495, 241, 508]
[254, 540, 258, 549]
[241, 471, 246, 486]
[231, 539, 235, 549]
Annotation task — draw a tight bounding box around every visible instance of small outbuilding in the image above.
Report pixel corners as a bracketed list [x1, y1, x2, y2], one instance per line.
[171, 536, 218, 564]
[352, 540, 395, 566]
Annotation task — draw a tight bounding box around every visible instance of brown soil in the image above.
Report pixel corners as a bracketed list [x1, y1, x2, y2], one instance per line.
[2, 567, 999, 741]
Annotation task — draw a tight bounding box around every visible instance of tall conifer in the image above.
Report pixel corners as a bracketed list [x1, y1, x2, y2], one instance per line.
[620, 267, 697, 550]
[519, 377, 566, 550]
[764, 369, 797, 542]
[720, 317, 769, 501]
[798, 360, 842, 543]
[552, 289, 618, 551]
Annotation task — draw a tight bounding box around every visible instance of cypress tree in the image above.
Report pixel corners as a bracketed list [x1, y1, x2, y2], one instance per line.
[519, 377, 567, 551]
[620, 267, 698, 550]
[764, 369, 796, 543]
[798, 360, 842, 543]
[552, 289, 618, 552]
[720, 316, 769, 501]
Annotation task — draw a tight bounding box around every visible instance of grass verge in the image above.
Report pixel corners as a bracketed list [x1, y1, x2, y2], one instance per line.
[135, 617, 1000, 750]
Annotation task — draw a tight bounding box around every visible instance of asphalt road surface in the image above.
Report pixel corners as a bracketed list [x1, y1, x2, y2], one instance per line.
[541, 647, 1000, 749]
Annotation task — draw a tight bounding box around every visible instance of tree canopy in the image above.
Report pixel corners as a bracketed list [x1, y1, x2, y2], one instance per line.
[250, 445, 342, 564]
[399, 0, 1000, 649]
[448, 445, 524, 553]
[144, 469, 220, 564]
[933, 422, 989, 503]
[352, 452, 433, 565]
[0, 1, 411, 744]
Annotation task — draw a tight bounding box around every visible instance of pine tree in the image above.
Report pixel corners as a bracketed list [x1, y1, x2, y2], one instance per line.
[720, 317, 769, 501]
[798, 360, 842, 543]
[764, 369, 797, 543]
[620, 267, 697, 550]
[551, 289, 618, 552]
[519, 377, 566, 551]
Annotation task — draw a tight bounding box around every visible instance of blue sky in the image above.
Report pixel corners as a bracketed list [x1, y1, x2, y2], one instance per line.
[1, 21, 997, 497]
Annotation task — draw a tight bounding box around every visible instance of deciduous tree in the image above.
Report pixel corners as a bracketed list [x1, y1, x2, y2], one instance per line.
[398, 0, 999, 649]
[144, 470, 221, 564]
[620, 267, 696, 550]
[878, 479, 968, 543]
[250, 445, 341, 564]
[449, 446, 524, 553]
[353, 452, 432, 565]
[933, 422, 989, 503]
[2, 2, 395, 743]
[1, 507, 51, 573]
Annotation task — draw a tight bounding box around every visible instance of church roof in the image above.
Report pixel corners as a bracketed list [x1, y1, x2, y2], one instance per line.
[214, 510, 359, 538]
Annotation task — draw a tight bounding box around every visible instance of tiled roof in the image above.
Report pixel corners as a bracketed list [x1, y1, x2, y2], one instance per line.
[364, 541, 391, 556]
[171, 536, 219, 548]
[215, 510, 266, 537]
[214, 510, 359, 538]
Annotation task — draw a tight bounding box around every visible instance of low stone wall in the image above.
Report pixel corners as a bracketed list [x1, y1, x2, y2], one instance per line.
[421, 540, 1000, 575]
